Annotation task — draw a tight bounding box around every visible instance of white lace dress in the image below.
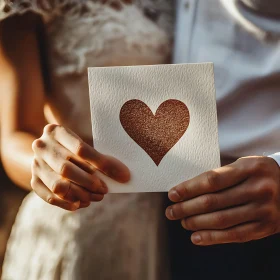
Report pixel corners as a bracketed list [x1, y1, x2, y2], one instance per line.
[0, 1, 175, 279]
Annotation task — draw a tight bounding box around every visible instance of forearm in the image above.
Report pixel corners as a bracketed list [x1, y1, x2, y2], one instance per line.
[0, 14, 47, 191]
[1, 131, 36, 191]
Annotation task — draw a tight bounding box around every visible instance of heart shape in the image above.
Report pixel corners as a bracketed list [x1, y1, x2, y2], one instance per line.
[120, 99, 190, 165]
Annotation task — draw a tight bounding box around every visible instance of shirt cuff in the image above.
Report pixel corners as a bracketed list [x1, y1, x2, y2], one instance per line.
[268, 153, 280, 167]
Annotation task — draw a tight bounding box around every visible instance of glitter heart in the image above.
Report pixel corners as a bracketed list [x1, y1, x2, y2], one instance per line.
[120, 99, 190, 166]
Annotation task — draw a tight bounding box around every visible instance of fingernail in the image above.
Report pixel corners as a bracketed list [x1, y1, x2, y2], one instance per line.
[169, 189, 181, 201]
[166, 207, 174, 219]
[192, 234, 202, 244]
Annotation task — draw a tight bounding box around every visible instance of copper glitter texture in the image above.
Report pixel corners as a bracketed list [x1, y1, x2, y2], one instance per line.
[120, 99, 190, 166]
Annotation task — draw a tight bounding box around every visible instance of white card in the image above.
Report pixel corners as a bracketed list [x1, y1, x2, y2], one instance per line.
[88, 63, 220, 193]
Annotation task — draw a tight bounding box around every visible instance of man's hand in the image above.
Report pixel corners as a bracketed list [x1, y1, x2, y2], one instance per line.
[166, 156, 280, 246]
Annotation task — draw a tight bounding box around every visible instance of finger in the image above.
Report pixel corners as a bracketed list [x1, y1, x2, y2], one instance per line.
[69, 157, 95, 175]
[32, 158, 94, 203]
[79, 201, 91, 208]
[30, 176, 80, 211]
[59, 160, 108, 194]
[90, 194, 105, 202]
[44, 124, 130, 183]
[169, 161, 249, 202]
[33, 139, 108, 194]
[190, 222, 260, 246]
[33, 135, 95, 176]
[166, 181, 252, 220]
[76, 144, 130, 183]
[181, 204, 256, 231]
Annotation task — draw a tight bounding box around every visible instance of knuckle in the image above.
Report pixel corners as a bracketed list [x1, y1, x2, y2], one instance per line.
[183, 218, 196, 230]
[30, 177, 39, 189]
[243, 184, 254, 198]
[32, 139, 46, 151]
[235, 157, 251, 174]
[172, 204, 183, 219]
[236, 157, 245, 163]
[206, 171, 220, 191]
[206, 232, 215, 244]
[226, 230, 238, 241]
[200, 194, 216, 211]
[250, 157, 269, 174]
[31, 158, 40, 172]
[176, 182, 188, 198]
[214, 212, 227, 228]
[52, 179, 65, 194]
[43, 124, 59, 135]
[256, 181, 276, 200]
[59, 162, 68, 175]
[236, 157, 248, 166]
[75, 140, 85, 157]
[227, 230, 248, 243]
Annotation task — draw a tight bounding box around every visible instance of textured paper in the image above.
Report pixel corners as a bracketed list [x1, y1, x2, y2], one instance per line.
[88, 63, 220, 193]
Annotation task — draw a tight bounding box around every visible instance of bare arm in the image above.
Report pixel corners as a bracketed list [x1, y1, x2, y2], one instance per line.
[0, 14, 46, 191]
[0, 14, 130, 210]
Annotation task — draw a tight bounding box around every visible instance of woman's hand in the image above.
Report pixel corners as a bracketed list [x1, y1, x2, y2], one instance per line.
[166, 156, 280, 246]
[31, 124, 130, 211]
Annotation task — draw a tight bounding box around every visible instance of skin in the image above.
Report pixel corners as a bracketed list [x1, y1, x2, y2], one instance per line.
[0, 14, 129, 211]
[0, 15, 48, 191]
[1, 14, 280, 245]
[166, 156, 280, 246]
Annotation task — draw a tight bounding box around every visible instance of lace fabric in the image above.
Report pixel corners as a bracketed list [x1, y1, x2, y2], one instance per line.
[2, 192, 170, 280]
[1, 0, 56, 19]
[0, 0, 175, 76]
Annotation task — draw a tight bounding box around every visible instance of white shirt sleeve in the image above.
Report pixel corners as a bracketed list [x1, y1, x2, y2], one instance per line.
[268, 153, 280, 167]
